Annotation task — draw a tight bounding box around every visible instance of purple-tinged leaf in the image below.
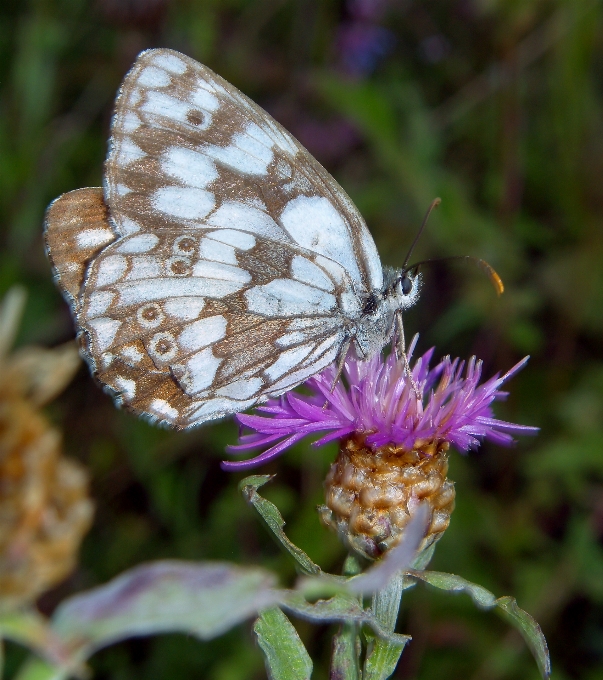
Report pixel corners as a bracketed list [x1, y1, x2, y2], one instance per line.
[52, 561, 280, 656]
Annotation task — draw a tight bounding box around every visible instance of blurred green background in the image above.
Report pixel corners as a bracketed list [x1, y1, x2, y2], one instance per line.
[2, 0, 603, 678]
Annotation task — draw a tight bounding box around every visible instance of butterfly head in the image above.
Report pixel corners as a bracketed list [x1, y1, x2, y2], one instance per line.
[383, 266, 421, 312]
[353, 267, 421, 359]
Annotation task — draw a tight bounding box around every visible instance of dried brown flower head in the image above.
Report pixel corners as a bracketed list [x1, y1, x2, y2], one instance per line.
[0, 288, 93, 608]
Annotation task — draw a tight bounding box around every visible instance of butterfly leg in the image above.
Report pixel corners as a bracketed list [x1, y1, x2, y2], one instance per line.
[321, 336, 353, 409]
[395, 310, 420, 394]
[330, 335, 352, 392]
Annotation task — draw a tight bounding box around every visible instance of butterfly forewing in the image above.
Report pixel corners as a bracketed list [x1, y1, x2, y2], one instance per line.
[105, 48, 383, 293]
[47, 48, 392, 428]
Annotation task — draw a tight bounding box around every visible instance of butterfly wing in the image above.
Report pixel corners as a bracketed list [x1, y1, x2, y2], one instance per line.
[104, 48, 383, 294]
[44, 188, 116, 313]
[78, 226, 350, 426]
[48, 48, 386, 427]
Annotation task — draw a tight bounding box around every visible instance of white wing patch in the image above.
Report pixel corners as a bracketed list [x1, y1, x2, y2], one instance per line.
[291, 254, 335, 292]
[178, 315, 227, 352]
[245, 279, 337, 316]
[202, 122, 274, 176]
[153, 186, 215, 221]
[175, 348, 222, 394]
[281, 196, 363, 289]
[152, 52, 188, 74]
[138, 66, 172, 88]
[161, 148, 218, 188]
[207, 203, 284, 240]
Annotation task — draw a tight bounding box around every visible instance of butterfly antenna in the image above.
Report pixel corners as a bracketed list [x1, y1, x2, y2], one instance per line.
[407, 255, 505, 295]
[402, 197, 441, 270]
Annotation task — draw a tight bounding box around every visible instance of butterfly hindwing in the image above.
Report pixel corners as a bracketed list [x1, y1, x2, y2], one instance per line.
[44, 188, 116, 313]
[78, 226, 348, 426]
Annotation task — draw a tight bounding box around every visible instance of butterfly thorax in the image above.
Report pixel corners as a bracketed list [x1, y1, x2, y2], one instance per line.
[353, 266, 421, 359]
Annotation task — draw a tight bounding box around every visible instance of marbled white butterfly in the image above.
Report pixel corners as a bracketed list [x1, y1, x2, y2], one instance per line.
[44, 48, 421, 429]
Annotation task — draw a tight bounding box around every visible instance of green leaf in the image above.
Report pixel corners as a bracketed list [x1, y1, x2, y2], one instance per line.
[406, 571, 551, 679]
[12, 658, 70, 680]
[0, 610, 69, 670]
[253, 607, 312, 680]
[240, 475, 322, 575]
[363, 574, 408, 680]
[407, 570, 498, 608]
[496, 596, 551, 680]
[52, 560, 280, 659]
[363, 630, 408, 680]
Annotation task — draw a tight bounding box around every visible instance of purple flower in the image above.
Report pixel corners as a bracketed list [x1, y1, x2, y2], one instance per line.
[223, 337, 538, 470]
[336, 23, 395, 77]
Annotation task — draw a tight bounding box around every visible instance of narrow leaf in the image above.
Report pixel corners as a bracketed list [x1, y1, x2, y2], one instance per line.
[254, 607, 312, 680]
[496, 596, 551, 680]
[363, 631, 408, 680]
[406, 571, 550, 679]
[52, 560, 280, 658]
[363, 573, 407, 680]
[240, 475, 322, 575]
[407, 570, 498, 608]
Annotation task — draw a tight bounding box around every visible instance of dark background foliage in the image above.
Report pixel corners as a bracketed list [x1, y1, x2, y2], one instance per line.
[2, 0, 603, 678]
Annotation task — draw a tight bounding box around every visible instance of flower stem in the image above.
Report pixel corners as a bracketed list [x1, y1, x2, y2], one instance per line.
[363, 573, 408, 680]
[330, 555, 363, 680]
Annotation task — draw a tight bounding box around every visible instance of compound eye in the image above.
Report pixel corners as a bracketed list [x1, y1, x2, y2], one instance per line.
[400, 274, 413, 296]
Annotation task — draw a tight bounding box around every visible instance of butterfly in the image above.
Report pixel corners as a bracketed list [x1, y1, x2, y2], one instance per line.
[44, 48, 421, 429]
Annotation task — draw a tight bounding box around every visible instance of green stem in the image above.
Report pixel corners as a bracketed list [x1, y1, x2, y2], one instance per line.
[331, 623, 361, 680]
[363, 574, 408, 680]
[330, 555, 363, 680]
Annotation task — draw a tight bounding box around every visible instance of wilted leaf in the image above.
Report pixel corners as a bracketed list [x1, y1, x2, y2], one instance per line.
[283, 592, 409, 647]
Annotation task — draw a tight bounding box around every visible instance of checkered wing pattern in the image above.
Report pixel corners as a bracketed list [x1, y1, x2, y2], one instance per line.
[45, 48, 386, 427]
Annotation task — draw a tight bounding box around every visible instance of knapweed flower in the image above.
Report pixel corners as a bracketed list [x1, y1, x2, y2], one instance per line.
[225, 337, 537, 560]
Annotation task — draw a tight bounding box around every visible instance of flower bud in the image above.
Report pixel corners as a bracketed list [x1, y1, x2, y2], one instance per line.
[319, 434, 454, 560]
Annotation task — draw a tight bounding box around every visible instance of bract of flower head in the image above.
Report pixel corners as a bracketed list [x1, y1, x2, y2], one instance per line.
[224, 336, 538, 470]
